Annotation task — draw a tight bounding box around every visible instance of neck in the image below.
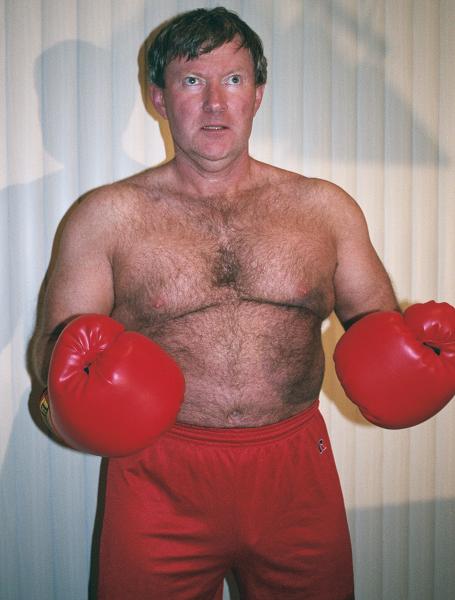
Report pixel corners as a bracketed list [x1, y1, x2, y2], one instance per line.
[170, 149, 258, 197]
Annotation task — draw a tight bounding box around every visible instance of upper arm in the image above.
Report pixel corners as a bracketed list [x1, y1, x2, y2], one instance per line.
[42, 190, 116, 337]
[33, 189, 117, 385]
[331, 186, 399, 328]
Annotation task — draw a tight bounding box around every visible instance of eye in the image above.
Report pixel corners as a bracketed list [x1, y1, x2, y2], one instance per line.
[226, 74, 241, 85]
[183, 76, 201, 86]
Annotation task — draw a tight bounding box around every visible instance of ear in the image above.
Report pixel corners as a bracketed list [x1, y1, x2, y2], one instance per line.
[253, 84, 265, 116]
[149, 84, 168, 119]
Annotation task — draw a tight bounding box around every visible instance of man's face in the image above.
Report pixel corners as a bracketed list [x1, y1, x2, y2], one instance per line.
[150, 39, 265, 172]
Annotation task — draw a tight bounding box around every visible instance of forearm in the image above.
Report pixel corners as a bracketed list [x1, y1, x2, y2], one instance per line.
[336, 264, 401, 331]
[341, 302, 401, 331]
[32, 333, 53, 389]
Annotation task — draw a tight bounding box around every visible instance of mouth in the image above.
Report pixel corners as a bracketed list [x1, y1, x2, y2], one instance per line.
[201, 125, 228, 131]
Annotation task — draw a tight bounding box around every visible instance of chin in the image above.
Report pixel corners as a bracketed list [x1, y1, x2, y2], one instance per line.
[189, 147, 229, 164]
[197, 142, 247, 164]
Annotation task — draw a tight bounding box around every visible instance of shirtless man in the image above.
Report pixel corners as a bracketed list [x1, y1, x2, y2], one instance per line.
[33, 7, 454, 600]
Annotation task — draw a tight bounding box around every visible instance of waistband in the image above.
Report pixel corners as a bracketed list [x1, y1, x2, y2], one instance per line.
[166, 399, 320, 446]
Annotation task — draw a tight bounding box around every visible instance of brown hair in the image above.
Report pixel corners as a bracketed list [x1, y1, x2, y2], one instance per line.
[147, 7, 267, 88]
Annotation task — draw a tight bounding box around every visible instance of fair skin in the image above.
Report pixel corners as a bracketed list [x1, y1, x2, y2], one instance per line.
[150, 40, 264, 187]
[33, 40, 398, 427]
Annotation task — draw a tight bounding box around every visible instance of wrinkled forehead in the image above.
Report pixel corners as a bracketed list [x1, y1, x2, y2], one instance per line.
[171, 35, 246, 67]
[165, 39, 254, 78]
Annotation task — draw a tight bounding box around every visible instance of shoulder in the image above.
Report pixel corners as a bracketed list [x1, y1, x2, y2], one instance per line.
[56, 180, 138, 262]
[253, 162, 353, 201]
[256, 164, 365, 220]
[292, 176, 359, 209]
[64, 168, 167, 234]
[252, 160, 304, 188]
[293, 176, 367, 231]
[60, 184, 123, 247]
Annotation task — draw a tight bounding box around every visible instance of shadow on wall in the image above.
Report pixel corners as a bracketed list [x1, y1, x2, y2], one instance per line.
[0, 37, 149, 600]
[268, 0, 447, 166]
[321, 314, 365, 425]
[19, 39, 145, 445]
[137, 19, 175, 162]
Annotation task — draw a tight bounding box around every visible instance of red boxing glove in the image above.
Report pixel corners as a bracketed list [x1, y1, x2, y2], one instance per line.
[47, 314, 185, 456]
[334, 301, 455, 428]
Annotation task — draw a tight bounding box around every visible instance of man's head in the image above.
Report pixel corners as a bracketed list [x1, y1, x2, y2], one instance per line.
[147, 7, 267, 89]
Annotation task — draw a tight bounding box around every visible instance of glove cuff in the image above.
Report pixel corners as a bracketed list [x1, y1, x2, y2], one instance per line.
[39, 389, 50, 422]
[39, 389, 60, 439]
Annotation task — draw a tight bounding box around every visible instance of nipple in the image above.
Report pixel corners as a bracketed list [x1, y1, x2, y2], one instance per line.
[153, 297, 165, 310]
[297, 285, 309, 299]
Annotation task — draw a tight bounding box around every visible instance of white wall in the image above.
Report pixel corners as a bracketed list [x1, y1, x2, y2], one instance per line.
[1, 1, 454, 599]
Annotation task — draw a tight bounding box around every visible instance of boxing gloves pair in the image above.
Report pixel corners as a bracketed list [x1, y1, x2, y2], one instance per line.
[334, 301, 455, 428]
[44, 300, 455, 458]
[43, 314, 185, 457]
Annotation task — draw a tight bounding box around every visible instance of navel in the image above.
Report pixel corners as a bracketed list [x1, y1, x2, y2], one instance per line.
[229, 409, 243, 418]
[226, 408, 246, 425]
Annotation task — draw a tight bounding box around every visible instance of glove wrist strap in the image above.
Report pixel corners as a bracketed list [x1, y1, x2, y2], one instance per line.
[39, 389, 58, 436]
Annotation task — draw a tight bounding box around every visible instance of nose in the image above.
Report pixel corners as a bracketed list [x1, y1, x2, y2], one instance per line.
[203, 82, 227, 113]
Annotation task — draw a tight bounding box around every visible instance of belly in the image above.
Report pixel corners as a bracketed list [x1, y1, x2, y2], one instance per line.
[140, 300, 325, 427]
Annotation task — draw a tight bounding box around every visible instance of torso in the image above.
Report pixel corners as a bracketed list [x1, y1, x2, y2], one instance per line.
[109, 163, 338, 427]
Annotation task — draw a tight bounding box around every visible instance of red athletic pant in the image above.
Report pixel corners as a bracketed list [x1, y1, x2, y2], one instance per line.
[98, 401, 354, 599]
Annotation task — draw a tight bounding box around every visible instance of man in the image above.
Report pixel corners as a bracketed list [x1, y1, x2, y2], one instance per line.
[32, 6, 413, 600]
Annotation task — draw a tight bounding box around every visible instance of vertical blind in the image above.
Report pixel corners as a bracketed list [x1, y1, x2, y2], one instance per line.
[1, 1, 454, 599]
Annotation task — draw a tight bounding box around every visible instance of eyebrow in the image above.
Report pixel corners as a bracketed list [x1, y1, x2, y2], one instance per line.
[178, 67, 248, 78]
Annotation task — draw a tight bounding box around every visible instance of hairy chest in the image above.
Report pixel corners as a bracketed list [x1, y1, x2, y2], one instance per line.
[112, 199, 337, 328]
